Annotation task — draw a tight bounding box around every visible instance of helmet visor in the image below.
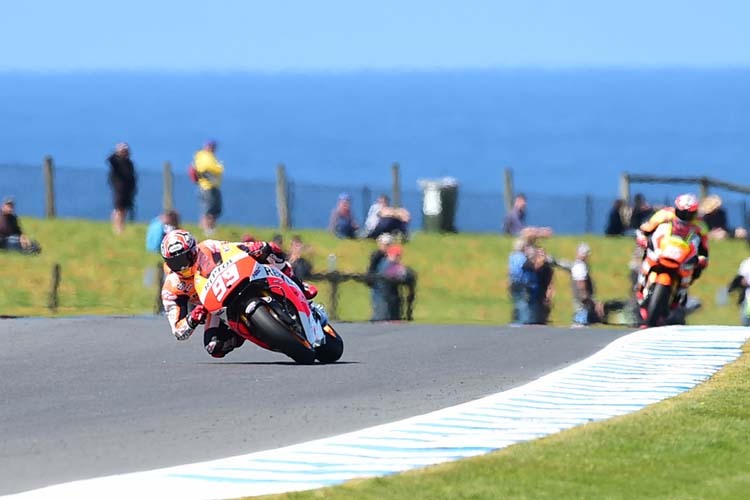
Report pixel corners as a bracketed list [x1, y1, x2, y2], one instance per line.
[675, 208, 696, 221]
[166, 251, 196, 272]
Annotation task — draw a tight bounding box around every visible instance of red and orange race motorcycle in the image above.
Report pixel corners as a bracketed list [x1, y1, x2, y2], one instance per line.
[193, 244, 343, 364]
[639, 233, 697, 327]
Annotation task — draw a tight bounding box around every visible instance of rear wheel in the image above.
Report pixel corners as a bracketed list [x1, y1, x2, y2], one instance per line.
[248, 305, 316, 364]
[646, 283, 672, 327]
[315, 324, 344, 363]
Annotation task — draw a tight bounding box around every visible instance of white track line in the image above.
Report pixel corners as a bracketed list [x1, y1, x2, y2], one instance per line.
[4, 325, 748, 500]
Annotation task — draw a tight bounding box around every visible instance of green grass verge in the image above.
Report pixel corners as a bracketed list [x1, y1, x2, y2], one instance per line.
[1, 217, 746, 326]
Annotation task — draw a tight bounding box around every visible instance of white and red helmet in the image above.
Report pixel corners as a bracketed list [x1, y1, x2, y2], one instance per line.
[674, 193, 699, 221]
[160, 229, 198, 275]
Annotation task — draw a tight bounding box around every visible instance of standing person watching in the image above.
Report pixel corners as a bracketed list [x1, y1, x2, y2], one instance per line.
[507, 238, 531, 324]
[571, 243, 601, 326]
[367, 233, 394, 319]
[107, 142, 137, 234]
[503, 194, 527, 236]
[193, 139, 224, 235]
[728, 241, 750, 326]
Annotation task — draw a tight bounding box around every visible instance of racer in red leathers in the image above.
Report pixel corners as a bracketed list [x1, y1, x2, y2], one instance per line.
[634, 193, 709, 312]
[160, 229, 321, 358]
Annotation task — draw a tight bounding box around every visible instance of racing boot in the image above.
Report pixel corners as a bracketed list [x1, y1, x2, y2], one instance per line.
[634, 272, 647, 306]
[310, 302, 328, 326]
[671, 288, 689, 310]
[205, 333, 245, 358]
[302, 282, 318, 300]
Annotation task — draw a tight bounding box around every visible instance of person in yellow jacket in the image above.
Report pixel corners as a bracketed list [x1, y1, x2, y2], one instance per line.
[193, 140, 224, 235]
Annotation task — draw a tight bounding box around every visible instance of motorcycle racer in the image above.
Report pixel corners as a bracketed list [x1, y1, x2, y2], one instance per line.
[160, 229, 324, 358]
[634, 193, 709, 310]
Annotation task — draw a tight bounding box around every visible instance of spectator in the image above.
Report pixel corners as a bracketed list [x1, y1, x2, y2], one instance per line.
[272, 233, 284, 248]
[699, 195, 731, 240]
[289, 234, 314, 281]
[329, 192, 359, 239]
[107, 142, 137, 234]
[367, 233, 394, 275]
[507, 238, 531, 324]
[0, 197, 40, 254]
[503, 194, 527, 235]
[728, 242, 750, 326]
[241, 233, 256, 243]
[366, 233, 395, 319]
[605, 199, 626, 236]
[372, 244, 409, 321]
[145, 209, 181, 254]
[569, 243, 626, 327]
[629, 193, 653, 231]
[570, 243, 606, 326]
[528, 246, 555, 324]
[193, 140, 224, 235]
[363, 194, 411, 240]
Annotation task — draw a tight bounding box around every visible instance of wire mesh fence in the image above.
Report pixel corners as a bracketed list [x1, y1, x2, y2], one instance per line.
[9, 161, 748, 235]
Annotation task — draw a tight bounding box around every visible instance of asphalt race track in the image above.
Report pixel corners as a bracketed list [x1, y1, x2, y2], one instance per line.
[0, 317, 629, 495]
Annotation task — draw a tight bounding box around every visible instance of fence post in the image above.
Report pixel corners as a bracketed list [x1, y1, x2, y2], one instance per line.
[162, 161, 174, 211]
[47, 263, 61, 312]
[43, 155, 56, 218]
[503, 167, 514, 213]
[276, 163, 290, 230]
[391, 162, 401, 208]
[699, 177, 709, 199]
[328, 275, 339, 321]
[619, 173, 630, 204]
[361, 185, 371, 223]
[585, 194, 594, 233]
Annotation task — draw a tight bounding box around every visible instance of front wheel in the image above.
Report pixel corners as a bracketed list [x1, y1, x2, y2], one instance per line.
[315, 324, 344, 364]
[248, 305, 316, 364]
[646, 283, 672, 327]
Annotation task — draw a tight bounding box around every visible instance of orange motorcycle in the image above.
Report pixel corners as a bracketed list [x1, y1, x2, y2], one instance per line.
[640, 235, 696, 327]
[193, 244, 343, 364]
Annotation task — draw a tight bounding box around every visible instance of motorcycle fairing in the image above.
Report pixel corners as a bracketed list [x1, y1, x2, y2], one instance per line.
[195, 245, 325, 347]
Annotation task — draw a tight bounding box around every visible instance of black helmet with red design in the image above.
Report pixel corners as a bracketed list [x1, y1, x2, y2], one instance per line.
[674, 193, 699, 222]
[160, 229, 198, 276]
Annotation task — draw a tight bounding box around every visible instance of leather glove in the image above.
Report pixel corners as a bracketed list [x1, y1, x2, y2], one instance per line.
[247, 241, 272, 262]
[187, 304, 208, 329]
[247, 241, 285, 264]
[635, 230, 648, 249]
[174, 329, 193, 341]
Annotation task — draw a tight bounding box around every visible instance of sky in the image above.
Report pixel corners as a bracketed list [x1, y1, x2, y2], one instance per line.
[0, 0, 749, 71]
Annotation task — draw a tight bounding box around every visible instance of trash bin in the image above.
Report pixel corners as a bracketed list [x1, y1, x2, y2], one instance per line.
[439, 177, 458, 232]
[419, 177, 459, 233]
[420, 180, 442, 232]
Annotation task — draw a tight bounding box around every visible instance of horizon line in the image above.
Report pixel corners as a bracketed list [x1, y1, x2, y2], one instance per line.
[2, 64, 750, 75]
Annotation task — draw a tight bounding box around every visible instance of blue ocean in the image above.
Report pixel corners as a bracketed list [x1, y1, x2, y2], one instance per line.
[2, 69, 750, 233]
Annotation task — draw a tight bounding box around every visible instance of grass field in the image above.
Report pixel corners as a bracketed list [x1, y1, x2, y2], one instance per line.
[1, 217, 748, 326]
